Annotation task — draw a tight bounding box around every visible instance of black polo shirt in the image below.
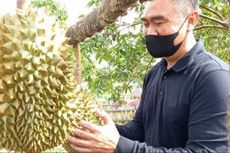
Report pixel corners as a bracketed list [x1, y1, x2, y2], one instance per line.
[116, 40, 229, 153]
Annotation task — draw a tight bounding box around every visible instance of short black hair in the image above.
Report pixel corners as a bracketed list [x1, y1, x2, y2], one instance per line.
[141, 0, 199, 16]
[190, 0, 199, 10]
[173, 0, 199, 17]
[176, 0, 199, 11]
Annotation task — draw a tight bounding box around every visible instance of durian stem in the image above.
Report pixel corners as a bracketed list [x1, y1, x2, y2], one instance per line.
[16, 0, 30, 10]
[75, 44, 82, 84]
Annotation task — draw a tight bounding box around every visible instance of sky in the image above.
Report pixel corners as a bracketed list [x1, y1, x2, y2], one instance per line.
[56, 0, 92, 25]
[0, 0, 136, 26]
[0, 0, 92, 25]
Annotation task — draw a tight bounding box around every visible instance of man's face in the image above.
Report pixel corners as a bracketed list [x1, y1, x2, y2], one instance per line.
[141, 0, 188, 38]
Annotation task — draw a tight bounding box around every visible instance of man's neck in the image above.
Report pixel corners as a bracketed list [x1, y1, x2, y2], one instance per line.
[165, 34, 197, 69]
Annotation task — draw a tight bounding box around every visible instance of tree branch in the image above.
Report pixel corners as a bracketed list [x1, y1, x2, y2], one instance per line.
[194, 25, 229, 31]
[200, 14, 229, 28]
[66, 0, 139, 46]
[65, 0, 230, 46]
[200, 4, 225, 21]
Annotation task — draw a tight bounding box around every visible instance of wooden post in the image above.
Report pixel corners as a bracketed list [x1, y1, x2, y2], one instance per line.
[75, 44, 82, 84]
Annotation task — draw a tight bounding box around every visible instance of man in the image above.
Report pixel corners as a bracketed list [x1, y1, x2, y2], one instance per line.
[68, 0, 229, 152]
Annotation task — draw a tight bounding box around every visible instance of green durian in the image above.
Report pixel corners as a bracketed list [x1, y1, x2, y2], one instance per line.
[0, 9, 100, 153]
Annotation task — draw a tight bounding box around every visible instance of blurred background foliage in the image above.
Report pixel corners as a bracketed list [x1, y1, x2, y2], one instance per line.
[195, 0, 229, 62]
[32, 0, 229, 104]
[32, 0, 68, 22]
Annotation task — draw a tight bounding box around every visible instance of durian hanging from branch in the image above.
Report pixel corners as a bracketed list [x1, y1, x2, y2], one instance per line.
[0, 7, 101, 153]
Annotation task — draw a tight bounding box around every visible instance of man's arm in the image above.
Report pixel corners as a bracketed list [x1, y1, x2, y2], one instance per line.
[115, 69, 153, 142]
[116, 70, 229, 153]
[116, 100, 145, 142]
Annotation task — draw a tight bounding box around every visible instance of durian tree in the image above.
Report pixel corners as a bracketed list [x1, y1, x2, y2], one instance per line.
[75, 0, 229, 103]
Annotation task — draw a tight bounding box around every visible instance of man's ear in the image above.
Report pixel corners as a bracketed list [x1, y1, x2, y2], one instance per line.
[187, 11, 199, 32]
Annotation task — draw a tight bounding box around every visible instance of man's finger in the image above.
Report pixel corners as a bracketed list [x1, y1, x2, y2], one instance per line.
[79, 120, 100, 133]
[96, 110, 112, 125]
[70, 144, 94, 153]
[73, 128, 95, 140]
[68, 136, 92, 148]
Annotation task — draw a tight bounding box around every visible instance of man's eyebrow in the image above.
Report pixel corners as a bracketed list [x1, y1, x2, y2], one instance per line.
[141, 15, 169, 21]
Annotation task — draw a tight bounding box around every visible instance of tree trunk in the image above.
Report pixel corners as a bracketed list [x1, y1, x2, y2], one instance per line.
[66, 0, 142, 46]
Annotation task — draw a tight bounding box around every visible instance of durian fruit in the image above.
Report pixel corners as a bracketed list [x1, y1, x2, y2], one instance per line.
[0, 9, 101, 153]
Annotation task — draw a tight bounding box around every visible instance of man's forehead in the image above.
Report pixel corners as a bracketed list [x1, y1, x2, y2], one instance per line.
[142, 0, 178, 20]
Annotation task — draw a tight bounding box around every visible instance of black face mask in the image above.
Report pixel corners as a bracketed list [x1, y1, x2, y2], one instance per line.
[145, 15, 189, 58]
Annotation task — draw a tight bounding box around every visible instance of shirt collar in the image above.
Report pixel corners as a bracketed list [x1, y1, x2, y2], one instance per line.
[160, 40, 205, 72]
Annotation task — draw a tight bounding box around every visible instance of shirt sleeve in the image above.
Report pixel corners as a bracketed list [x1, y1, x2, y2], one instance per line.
[116, 100, 145, 142]
[115, 70, 229, 153]
[115, 69, 153, 142]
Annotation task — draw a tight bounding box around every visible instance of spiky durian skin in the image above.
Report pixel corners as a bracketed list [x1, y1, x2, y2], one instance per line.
[0, 10, 100, 153]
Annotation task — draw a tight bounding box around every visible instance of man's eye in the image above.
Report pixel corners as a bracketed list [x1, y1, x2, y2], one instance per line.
[143, 23, 149, 27]
[155, 22, 164, 26]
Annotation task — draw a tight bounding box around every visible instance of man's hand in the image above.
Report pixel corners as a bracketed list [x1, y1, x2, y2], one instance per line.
[68, 110, 120, 153]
